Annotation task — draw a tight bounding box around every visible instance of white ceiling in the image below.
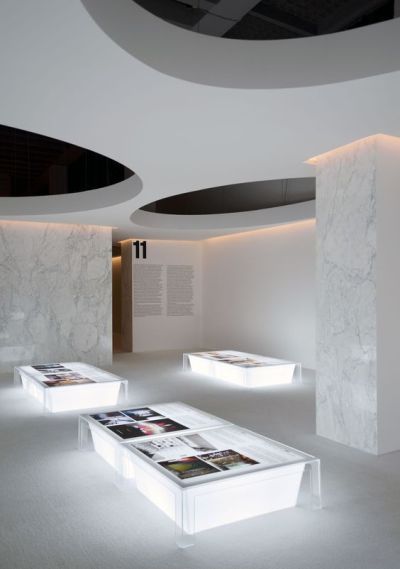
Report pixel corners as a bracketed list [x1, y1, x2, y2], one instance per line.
[0, 0, 400, 241]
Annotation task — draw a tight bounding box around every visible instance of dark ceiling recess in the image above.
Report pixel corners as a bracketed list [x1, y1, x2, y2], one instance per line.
[134, 0, 396, 40]
[0, 124, 134, 197]
[141, 178, 315, 215]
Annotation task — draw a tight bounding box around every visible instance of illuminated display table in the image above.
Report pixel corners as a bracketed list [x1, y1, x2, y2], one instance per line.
[14, 362, 128, 413]
[79, 402, 321, 547]
[183, 350, 301, 387]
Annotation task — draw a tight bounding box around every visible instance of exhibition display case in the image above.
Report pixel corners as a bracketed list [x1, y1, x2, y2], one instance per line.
[183, 350, 301, 387]
[14, 362, 128, 413]
[79, 402, 321, 547]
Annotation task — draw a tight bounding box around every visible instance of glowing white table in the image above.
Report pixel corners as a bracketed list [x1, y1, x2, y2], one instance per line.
[14, 362, 128, 413]
[183, 350, 301, 387]
[79, 402, 321, 547]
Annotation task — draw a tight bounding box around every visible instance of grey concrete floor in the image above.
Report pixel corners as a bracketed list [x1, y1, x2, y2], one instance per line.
[1, 351, 399, 569]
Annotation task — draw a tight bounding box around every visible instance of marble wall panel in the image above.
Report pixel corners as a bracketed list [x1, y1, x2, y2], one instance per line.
[315, 137, 378, 453]
[0, 222, 112, 373]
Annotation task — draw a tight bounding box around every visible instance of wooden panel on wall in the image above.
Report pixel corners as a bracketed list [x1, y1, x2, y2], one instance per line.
[121, 240, 133, 352]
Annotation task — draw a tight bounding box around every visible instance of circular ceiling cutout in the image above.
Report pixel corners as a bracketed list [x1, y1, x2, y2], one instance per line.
[133, 0, 395, 40]
[0, 124, 134, 197]
[141, 177, 315, 216]
[82, 0, 400, 90]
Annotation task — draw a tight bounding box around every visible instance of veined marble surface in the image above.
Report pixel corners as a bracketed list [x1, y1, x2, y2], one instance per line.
[316, 137, 377, 454]
[0, 222, 112, 373]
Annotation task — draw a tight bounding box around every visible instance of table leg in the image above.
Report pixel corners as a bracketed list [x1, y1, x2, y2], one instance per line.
[182, 354, 190, 371]
[114, 448, 136, 492]
[308, 459, 322, 510]
[78, 417, 92, 451]
[175, 491, 195, 548]
[13, 368, 21, 386]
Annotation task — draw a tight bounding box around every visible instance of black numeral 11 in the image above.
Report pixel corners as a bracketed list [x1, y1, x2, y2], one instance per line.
[133, 240, 147, 259]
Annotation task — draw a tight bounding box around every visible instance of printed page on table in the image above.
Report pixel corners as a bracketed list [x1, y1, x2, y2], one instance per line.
[190, 351, 270, 368]
[25, 364, 96, 387]
[128, 425, 309, 485]
[88, 402, 228, 441]
[59, 363, 123, 383]
[149, 402, 227, 430]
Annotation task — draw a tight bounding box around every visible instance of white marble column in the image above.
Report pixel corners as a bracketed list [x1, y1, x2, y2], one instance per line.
[311, 134, 400, 454]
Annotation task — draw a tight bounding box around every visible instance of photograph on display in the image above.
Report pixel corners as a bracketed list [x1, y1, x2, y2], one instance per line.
[90, 407, 164, 426]
[126, 423, 303, 482]
[192, 351, 267, 368]
[196, 352, 234, 361]
[219, 356, 265, 367]
[131, 429, 260, 481]
[121, 407, 164, 422]
[134, 433, 217, 461]
[43, 377, 95, 387]
[33, 364, 74, 374]
[32, 364, 65, 371]
[189, 351, 225, 361]
[108, 418, 188, 440]
[91, 411, 127, 421]
[42, 372, 95, 387]
[89, 403, 222, 441]
[91, 411, 134, 426]
[231, 359, 266, 368]
[38, 368, 73, 374]
[199, 449, 259, 470]
[44, 372, 85, 381]
[99, 416, 135, 426]
[158, 456, 220, 480]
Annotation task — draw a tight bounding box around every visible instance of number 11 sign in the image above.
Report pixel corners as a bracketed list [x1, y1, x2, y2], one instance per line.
[133, 240, 147, 259]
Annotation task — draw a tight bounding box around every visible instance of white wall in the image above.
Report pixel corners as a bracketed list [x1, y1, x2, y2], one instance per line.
[0, 221, 112, 373]
[132, 240, 202, 352]
[202, 221, 316, 369]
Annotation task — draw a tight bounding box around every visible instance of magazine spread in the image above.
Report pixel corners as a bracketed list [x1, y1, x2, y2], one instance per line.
[90, 402, 225, 441]
[31, 364, 95, 387]
[108, 417, 188, 439]
[190, 351, 270, 368]
[148, 402, 225, 429]
[159, 456, 220, 479]
[130, 425, 305, 482]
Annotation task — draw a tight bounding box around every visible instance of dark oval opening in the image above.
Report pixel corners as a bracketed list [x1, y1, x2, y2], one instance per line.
[134, 0, 395, 41]
[0, 124, 134, 197]
[141, 178, 315, 215]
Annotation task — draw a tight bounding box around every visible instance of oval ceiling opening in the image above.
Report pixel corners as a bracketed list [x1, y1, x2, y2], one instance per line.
[134, 0, 395, 41]
[0, 124, 134, 197]
[141, 178, 315, 216]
